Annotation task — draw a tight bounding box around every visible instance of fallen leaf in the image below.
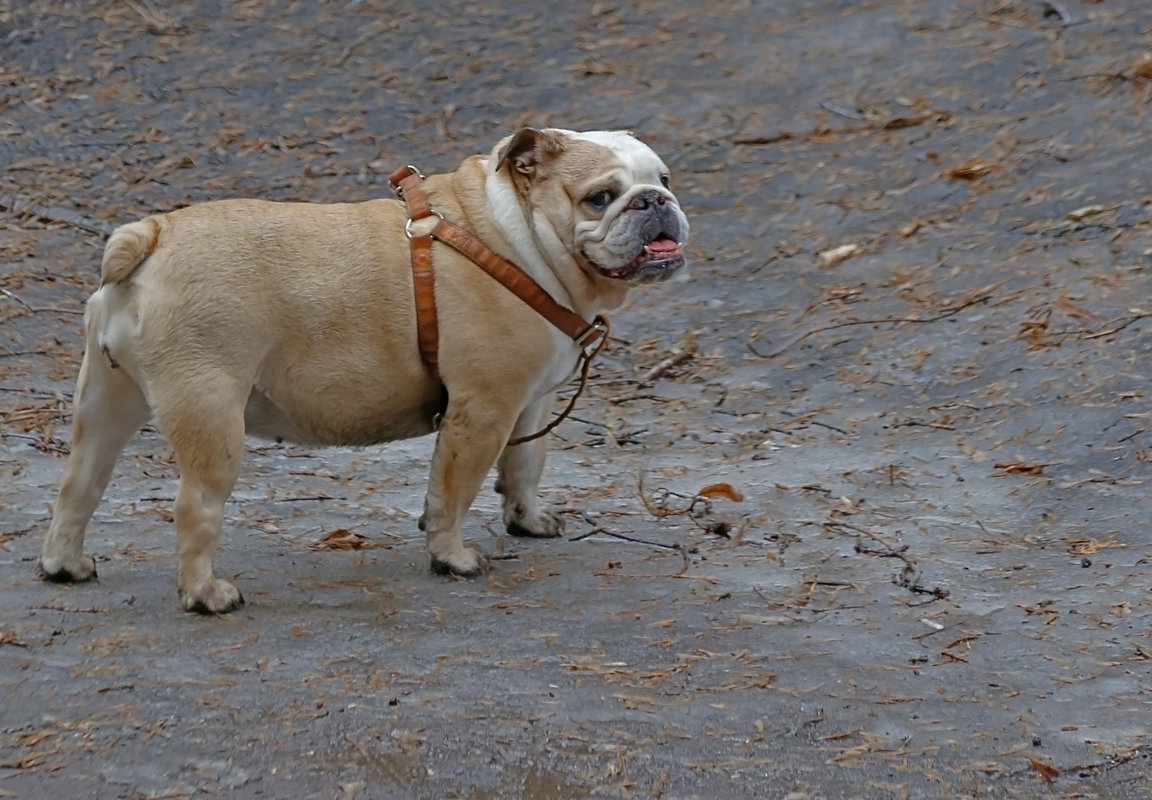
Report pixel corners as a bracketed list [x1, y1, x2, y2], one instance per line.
[311, 528, 365, 550]
[945, 159, 995, 180]
[1067, 535, 1121, 556]
[1054, 297, 1100, 326]
[994, 462, 1047, 476]
[883, 115, 927, 129]
[808, 123, 839, 143]
[696, 482, 745, 502]
[0, 630, 29, 648]
[1063, 204, 1108, 222]
[818, 728, 863, 742]
[1132, 53, 1152, 81]
[883, 111, 951, 129]
[1028, 756, 1060, 782]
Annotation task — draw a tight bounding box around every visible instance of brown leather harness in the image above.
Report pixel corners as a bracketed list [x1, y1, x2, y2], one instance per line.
[388, 165, 610, 446]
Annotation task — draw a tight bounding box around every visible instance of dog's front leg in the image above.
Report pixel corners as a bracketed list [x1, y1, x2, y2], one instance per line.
[421, 395, 517, 576]
[495, 392, 564, 539]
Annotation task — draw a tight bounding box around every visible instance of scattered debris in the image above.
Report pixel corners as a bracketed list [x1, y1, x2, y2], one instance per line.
[817, 243, 860, 268]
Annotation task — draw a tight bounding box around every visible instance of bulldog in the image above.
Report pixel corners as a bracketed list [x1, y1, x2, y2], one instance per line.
[38, 127, 689, 613]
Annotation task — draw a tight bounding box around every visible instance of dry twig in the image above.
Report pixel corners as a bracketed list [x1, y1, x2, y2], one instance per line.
[749, 284, 1000, 359]
[1, 288, 84, 316]
[824, 521, 949, 600]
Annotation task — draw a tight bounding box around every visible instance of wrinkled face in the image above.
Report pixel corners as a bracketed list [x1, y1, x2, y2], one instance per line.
[497, 129, 690, 284]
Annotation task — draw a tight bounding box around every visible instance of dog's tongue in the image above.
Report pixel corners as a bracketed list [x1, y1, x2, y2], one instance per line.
[647, 237, 680, 253]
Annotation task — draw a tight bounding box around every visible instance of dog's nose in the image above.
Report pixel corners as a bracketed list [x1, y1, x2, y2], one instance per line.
[628, 189, 666, 211]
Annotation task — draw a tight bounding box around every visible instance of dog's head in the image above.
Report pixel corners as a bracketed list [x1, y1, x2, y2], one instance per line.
[493, 128, 689, 285]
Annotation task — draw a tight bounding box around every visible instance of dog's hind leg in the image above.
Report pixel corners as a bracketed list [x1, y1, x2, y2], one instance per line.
[152, 376, 247, 613]
[40, 345, 151, 582]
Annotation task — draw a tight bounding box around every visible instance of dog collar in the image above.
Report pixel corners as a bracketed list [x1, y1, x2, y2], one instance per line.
[388, 165, 610, 446]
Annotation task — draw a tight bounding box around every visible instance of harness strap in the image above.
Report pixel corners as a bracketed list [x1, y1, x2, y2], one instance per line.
[429, 219, 605, 347]
[392, 167, 441, 371]
[388, 165, 610, 446]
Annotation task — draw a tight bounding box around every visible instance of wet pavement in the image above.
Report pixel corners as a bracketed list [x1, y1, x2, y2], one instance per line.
[2, 1, 1151, 798]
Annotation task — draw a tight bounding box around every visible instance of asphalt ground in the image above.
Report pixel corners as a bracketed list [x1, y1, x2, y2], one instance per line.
[2, 1, 1151, 798]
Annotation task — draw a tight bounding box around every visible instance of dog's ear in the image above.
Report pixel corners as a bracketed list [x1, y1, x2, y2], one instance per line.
[495, 127, 565, 178]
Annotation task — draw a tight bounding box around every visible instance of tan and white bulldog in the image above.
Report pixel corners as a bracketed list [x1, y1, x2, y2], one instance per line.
[38, 127, 689, 613]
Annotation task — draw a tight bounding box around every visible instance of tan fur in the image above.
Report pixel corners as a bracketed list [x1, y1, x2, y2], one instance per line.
[101, 217, 162, 285]
[38, 129, 687, 613]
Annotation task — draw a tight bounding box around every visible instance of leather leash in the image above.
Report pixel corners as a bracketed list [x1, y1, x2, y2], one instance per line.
[389, 165, 610, 446]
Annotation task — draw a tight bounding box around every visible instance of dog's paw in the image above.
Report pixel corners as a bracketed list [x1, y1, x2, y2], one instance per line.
[38, 553, 98, 583]
[180, 579, 245, 614]
[430, 544, 489, 578]
[505, 505, 565, 539]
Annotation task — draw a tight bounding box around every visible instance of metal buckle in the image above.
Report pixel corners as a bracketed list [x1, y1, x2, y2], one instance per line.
[389, 164, 424, 198]
[404, 210, 444, 240]
[576, 316, 609, 357]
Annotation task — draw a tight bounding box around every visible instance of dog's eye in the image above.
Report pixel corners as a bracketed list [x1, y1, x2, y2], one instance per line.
[660, 174, 670, 189]
[584, 190, 615, 210]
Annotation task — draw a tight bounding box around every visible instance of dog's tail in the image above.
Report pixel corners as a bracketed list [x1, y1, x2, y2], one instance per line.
[101, 217, 162, 286]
